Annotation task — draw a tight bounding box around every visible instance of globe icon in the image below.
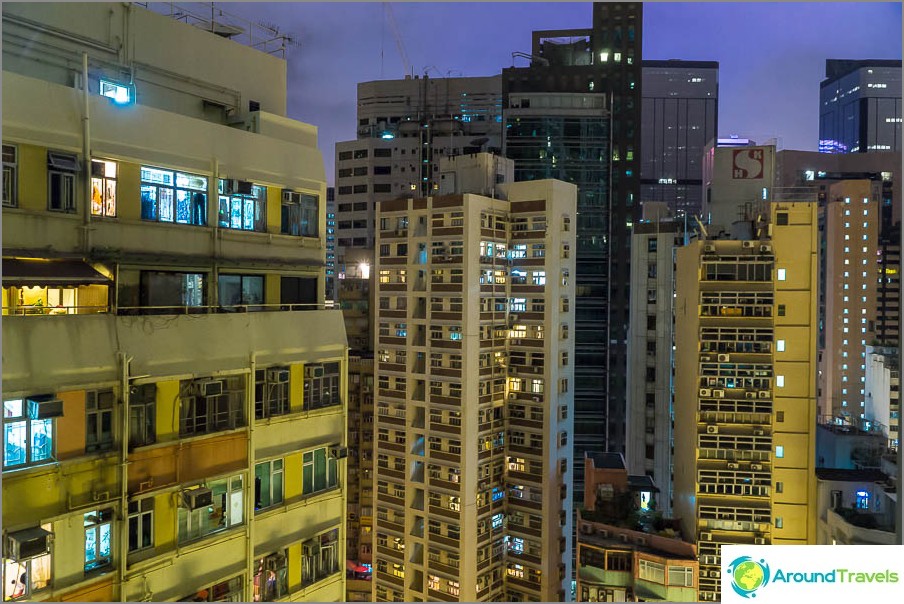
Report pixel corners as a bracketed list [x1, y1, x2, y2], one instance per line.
[733, 560, 765, 592]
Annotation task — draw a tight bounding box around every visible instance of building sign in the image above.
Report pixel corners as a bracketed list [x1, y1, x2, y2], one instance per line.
[732, 148, 765, 179]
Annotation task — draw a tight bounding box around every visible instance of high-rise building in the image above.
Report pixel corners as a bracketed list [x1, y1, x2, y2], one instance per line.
[641, 60, 719, 216]
[503, 1, 643, 495]
[371, 173, 576, 602]
[326, 187, 337, 303]
[2, 3, 348, 602]
[673, 200, 820, 600]
[865, 346, 900, 450]
[625, 207, 685, 515]
[819, 59, 902, 154]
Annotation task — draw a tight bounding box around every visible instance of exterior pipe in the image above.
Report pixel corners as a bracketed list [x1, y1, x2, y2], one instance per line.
[118, 353, 132, 601]
[245, 353, 257, 600]
[82, 52, 92, 256]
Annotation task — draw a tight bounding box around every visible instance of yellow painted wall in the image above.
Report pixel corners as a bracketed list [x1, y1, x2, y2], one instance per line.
[117, 161, 141, 221]
[774, 432, 809, 469]
[773, 398, 809, 432]
[774, 290, 812, 325]
[773, 468, 809, 505]
[287, 542, 302, 593]
[267, 186, 281, 233]
[2, 287, 9, 314]
[772, 502, 809, 540]
[774, 326, 811, 362]
[155, 380, 181, 442]
[265, 273, 280, 305]
[773, 362, 812, 398]
[284, 451, 302, 500]
[289, 364, 304, 412]
[18, 143, 47, 211]
[155, 492, 177, 550]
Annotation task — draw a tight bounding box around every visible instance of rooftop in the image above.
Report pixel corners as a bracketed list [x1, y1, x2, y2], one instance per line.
[586, 451, 626, 470]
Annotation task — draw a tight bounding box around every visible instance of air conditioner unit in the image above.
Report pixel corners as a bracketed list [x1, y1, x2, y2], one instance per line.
[706, 425, 719, 435]
[305, 364, 325, 378]
[742, 241, 755, 249]
[727, 462, 739, 469]
[713, 390, 725, 399]
[745, 392, 757, 399]
[699, 388, 712, 397]
[718, 354, 731, 362]
[532, 396, 542, 403]
[329, 445, 349, 459]
[267, 368, 290, 384]
[751, 463, 763, 470]
[182, 487, 213, 510]
[759, 244, 772, 253]
[710, 570, 721, 578]
[753, 429, 765, 436]
[754, 537, 767, 545]
[758, 390, 770, 398]
[619, 534, 629, 543]
[26, 395, 64, 419]
[282, 190, 302, 204]
[225, 179, 254, 195]
[699, 532, 712, 541]
[704, 244, 716, 253]
[195, 380, 223, 397]
[5, 527, 52, 561]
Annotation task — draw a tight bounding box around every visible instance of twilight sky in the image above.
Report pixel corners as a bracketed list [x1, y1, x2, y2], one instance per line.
[186, 2, 902, 184]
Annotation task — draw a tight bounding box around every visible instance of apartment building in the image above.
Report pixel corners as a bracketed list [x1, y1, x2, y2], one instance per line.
[673, 201, 819, 600]
[2, 4, 347, 602]
[625, 209, 685, 514]
[815, 468, 897, 545]
[371, 179, 576, 602]
[865, 346, 900, 450]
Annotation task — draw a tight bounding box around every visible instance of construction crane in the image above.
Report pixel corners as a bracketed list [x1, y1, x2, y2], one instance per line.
[384, 3, 412, 78]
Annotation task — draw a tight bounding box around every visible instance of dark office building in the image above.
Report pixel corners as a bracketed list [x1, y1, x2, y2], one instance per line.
[819, 59, 902, 154]
[641, 60, 719, 216]
[503, 2, 643, 492]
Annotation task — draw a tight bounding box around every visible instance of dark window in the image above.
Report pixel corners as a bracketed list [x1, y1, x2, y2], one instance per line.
[776, 212, 789, 226]
[776, 411, 785, 422]
[374, 165, 392, 175]
[129, 384, 156, 449]
[338, 151, 353, 161]
[647, 238, 657, 253]
[179, 376, 245, 437]
[374, 183, 392, 193]
[218, 274, 264, 309]
[777, 304, 786, 317]
[281, 192, 318, 237]
[353, 202, 368, 211]
[303, 362, 342, 410]
[139, 271, 206, 311]
[353, 149, 368, 159]
[281, 276, 318, 310]
[374, 148, 392, 158]
[254, 460, 285, 511]
[255, 367, 289, 419]
[86, 390, 114, 453]
[353, 167, 368, 176]
[302, 450, 339, 495]
[48, 152, 79, 212]
[353, 184, 367, 194]
[2, 144, 17, 207]
[127, 498, 154, 553]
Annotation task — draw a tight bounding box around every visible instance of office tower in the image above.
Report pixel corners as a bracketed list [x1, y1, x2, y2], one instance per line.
[503, 2, 643, 497]
[576, 453, 699, 602]
[641, 60, 719, 216]
[326, 187, 337, 303]
[865, 346, 900, 450]
[371, 174, 576, 602]
[673, 200, 819, 601]
[334, 76, 503, 256]
[2, 3, 348, 601]
[819, 59, 902, 154]
[625, 206, 685, 515]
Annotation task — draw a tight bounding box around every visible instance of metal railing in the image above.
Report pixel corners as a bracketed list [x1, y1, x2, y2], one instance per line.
[5, 302, 337, 316]
[2, 305, 109, 316]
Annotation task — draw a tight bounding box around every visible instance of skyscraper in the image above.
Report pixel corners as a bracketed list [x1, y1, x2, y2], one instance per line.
[503, 1, 643, 496]
[673, 199, 819, 600]
[641, 60, 719, 216]
[371, 171, 576, 602]
[2, 3, 347, 602]
[819, 59, 902, 154]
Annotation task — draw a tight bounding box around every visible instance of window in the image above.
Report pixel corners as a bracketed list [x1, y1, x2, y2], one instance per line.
[2, 530, 51, 601]
[218, 181, 267, 232]
[638, 559, 665, 584]
[668, 566, 694, 587]
[179, 376, 245, 437]
[775, 517, 783, 529]
[85, 390, 114, 453]
[302, 447, 339, 495]
[301, 528, 340, 586]
[776, 411, 784, 423]
[777, 268, 786, 281]
[777, 304, 785, 317]
[140, 271, 206, 310]
[775, 481, 783, 493]
[218, 274, 264, 309]
[281, 191, 318, 237]
[3, 398, 55, 470]
[255, 459, 284, 511]
[90, 159, 117, 217]
[255, 367, 289, 419]
[303, 362, 341, 410]
[775, 445, 784, 458]
[254, 551, 289, 601]
[178, 474, 244, 543]
[776, 375, 785, 388]
[48, 152, 78, 212]
[84, 508, 113, 572]
[776, 339, 785, 352]
[2, 144, 16, 207]
[129, 384, 156, 449]
[127, 498, 154, 553]
[855, 490, 870, 509]
[140, 165, 207, 225]
[776, 212, 789, 225]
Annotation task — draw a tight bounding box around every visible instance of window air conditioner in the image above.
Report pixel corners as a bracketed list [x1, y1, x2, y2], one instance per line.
[706, 425, 719, 434]
[713, 390, 725, 399]
[195, 380, 223, 397]
[181, 487, 213, 510]
[329, 445, 349, 459]
[727, 462, 739, 469]
[751, 463, 763, 471]
[699, 388, 712, 397]
[534, 366, 543, 374]
[509, 393, 517, 400]
[225, 179, 254, 195]
[717, 354, 731, 362]
[700, 355, 713, 362]
[508, 366, 517, 374]
[742, 241, 755, 249]
[267, 368, 290, 384]
[704, 244, 716, 253]
[699, 532, 712, 541]
[753, 429, 765, 436]
[305, 364, 325, 378]
[5, 527, 52, 561]
[348, 513, 358, 521]
[745, 392, 757, 399]
[710, 570, 721, 578]
[759, 244, 772, 253]
[758, 390, 770, 398]
[26, 394, 64, 419]
[754, 537, 767, 545]
[532, 396, 542, 403]
[283, 190, 302, 204]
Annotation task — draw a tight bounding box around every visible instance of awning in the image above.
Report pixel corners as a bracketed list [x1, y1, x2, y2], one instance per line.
[2, 258, 111, 286]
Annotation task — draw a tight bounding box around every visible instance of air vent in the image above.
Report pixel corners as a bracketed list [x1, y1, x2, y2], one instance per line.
[742, 241, 755, 249]
[758, 390, 770, 399]
[704, 244, 716, 253]
[727, 462, 739, 469]
[745, 392, 757, 399]
[759, 244, 772, 253]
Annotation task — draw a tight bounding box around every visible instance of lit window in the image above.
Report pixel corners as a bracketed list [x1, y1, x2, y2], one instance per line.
[776, 340, 785, 352]
[776, 445, 784, 458]
[776, 375, 785, 388]
[90, 159, 117, 217]
[84, 509, 113, 571]
[777, 269, 786, 281]
[3, 398, 55, 469]
[99, 79, 132, 104]
[141, 165, 208, 225]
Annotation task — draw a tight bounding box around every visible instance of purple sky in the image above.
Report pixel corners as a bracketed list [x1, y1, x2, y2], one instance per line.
[212, 2, 901, 185]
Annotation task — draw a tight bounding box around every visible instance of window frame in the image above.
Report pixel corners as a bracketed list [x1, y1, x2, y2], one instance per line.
[85, 389, 115, 453]
[3, 143, 18, 207]
[128, 384, 156, 449]
[280, 191, 319, 237]
[254, 458, 285, 512]
[217, 181, 267, 232]
[90, 158, 118, 217]
[47, 152, 78, 213]
[140, 165, 208, 226]
[302, 447, 339, 496]
[127, 498, 154, 554]
[179, 376, 245, 437]
[3, 398, 55, 470]
[83, 508, 114, 572]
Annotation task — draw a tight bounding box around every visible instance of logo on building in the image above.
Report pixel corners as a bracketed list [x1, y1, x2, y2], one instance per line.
[726, 556, 771, 598]
[732, 148, 765, 179]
